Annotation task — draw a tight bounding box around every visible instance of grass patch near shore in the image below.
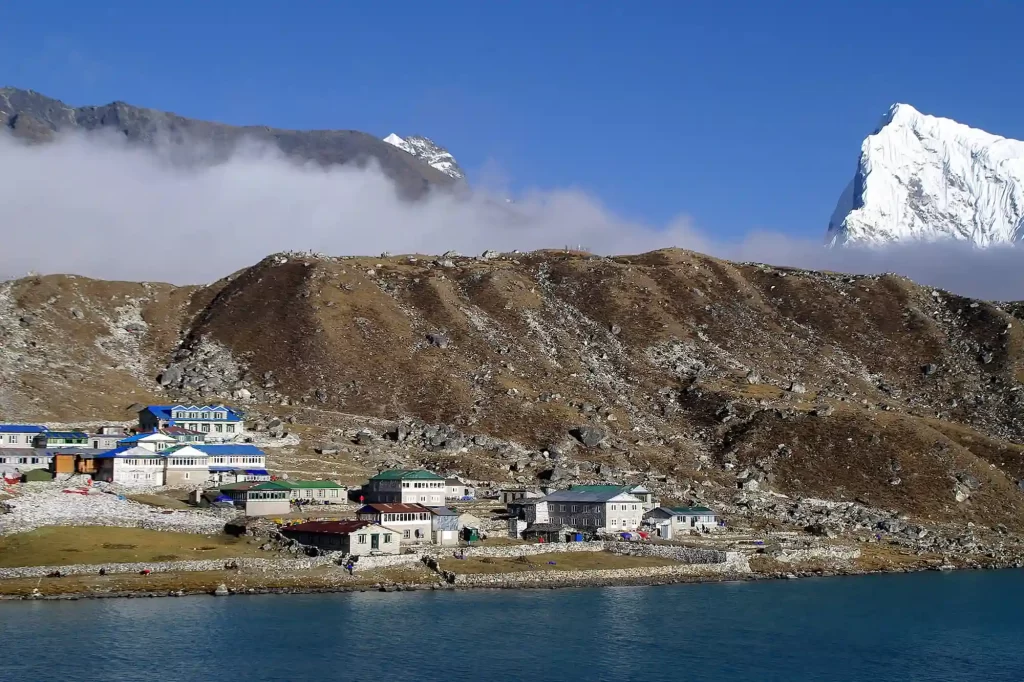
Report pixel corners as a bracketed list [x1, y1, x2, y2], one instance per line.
[442, 550, 681, 575]
[0, 564, 436, 597]
[0, 527, 265, 568]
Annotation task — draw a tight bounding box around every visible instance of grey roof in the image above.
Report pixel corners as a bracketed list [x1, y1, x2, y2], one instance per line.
[0, 448, 46, 455]
[542, 489, 639, 503]
[429, 506, 459, 516]
[525, 523, 573, 532]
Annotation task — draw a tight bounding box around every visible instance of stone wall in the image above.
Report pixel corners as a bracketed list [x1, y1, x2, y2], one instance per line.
[423, 541, 608, 559]
[607, 542, 726, 564]
[452, 555, 750, 587]
[772, 546, 861, 564]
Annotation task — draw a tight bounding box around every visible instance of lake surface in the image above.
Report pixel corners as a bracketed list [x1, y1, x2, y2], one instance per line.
[1, 570, 1022, 682]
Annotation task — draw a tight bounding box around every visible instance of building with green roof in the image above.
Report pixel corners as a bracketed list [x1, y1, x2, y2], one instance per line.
[644, 505, 720, 539]
[363, 469, 445, 506]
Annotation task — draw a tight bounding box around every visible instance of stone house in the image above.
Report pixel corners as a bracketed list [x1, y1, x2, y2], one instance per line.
[445, 477, 475, 500]
[644, 506, 720, 539]
[363, 469, 446, 506]
[357, 503, 433, 544]
[281, 520, 399, 556]
[507, 498, 550, 539]
[499, 487, 542, 506]
[541, 485, 645, 533]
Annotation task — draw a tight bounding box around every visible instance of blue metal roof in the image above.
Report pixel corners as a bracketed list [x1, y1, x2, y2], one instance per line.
[192, 444, 265, 456]
[0, 425, 46, 434]
[44, 431, 88, 439]
[244, 469, 270, 476]
[145, 405, 243, 422]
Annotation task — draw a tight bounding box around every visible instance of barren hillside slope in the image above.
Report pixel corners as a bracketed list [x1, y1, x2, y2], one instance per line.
[3, 248, 1024, 531]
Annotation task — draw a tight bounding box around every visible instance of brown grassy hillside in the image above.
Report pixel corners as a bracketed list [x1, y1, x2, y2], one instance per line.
[2, 248, 1024, 528]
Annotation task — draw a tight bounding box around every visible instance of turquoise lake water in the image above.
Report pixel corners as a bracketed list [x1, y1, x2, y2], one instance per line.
[1, 570, 1022, 681]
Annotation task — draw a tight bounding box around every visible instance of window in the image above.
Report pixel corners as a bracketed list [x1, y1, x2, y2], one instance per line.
[611, 519, 618, 527]
[215, 424, 223, 433]
[330, 490, 339, 498]
[383, 533, 392, 543]
[18, 457, 27, 464]
[226, 425, 235, 433]
[632, 505, 638, 511]
[357, 534, 367, 544]
[201, 424, 211, 433]
[7, 435, 15, 443]
[31, 457, 39, 464]
[403, 530, 411, 539]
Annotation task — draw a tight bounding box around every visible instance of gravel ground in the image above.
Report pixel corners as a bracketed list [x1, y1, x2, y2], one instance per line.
[0, 479, 230, 535]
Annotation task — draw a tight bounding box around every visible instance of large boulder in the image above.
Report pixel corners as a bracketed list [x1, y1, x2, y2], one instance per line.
[571, 425, 606, 448]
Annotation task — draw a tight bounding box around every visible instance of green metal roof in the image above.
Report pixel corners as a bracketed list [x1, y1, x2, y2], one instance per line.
[369, 469, 443, 481]
[285, 480, 344, 489]
[250, 481, 293, 491]
[666, 506, 715, 515]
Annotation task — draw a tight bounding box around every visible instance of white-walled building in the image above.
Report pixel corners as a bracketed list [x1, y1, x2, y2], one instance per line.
[363, 470, 446, 506]
[644, 506, 720, 539]
[95, 446, 166, 486]
[0, 425, 47, 447]
[118, 431, 178, 453]
[541, 485, 645, 533]
[356, 503, 433, 544]
[161, 445, 211, 487]
[192, 444, 268, 482]
[138, 405, 244, 442]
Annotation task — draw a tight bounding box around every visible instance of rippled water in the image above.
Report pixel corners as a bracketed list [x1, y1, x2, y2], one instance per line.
[1, 570, 1022, 682]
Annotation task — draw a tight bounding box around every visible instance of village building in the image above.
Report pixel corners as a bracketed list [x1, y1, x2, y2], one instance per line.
[429, 506, 461, 546]
[521, 523, 577, 543]
[0, 449, 52, 477]
[138, 405, 245, 442]
[34, 431, 88, 448]
[541, 485, 645, 534]
[118, 431, 178, 453]
[643, 506, 720, 539]
[88, 433, 123, 449]
[500, 487, 542, 506]
[627, 485, 659, 511]
[242, 481, 291, 516]
[216, 481, 262, 505]
[281, 520, 399, 556]
[278, 480, 345, 504]
[363, 469, 446, 506]
[356, 503, 432, 544]
[161, 445, 211, 486]
[94, 446, 166, 485]
[507, 498, 551, 539]
[445, 477, 475, 501]
[193, 444, 268, 482]
[160, 426, 206, 445]
[0, 425, 47, 447]
[50, 448, 101, 475]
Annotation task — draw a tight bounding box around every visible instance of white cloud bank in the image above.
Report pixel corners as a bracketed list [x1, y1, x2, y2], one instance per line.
[2, 130, 1024, 301]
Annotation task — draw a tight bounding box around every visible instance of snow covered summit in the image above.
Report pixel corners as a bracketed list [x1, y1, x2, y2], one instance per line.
[383, 133, 465, 180]
[827, 103, 1024, 247]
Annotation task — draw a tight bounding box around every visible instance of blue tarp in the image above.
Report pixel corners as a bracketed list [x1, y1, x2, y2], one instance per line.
[244, 469, 269, 476]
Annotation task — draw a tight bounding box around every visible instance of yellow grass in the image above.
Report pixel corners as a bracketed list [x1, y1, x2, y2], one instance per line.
[442, 550, 681, 575]
[0, 526, 265, 568]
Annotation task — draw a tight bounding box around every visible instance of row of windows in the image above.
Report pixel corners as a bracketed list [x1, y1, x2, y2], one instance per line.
[249, 491, 287, 500]
[6, 435, 32, 444]
[169, 458, 206, 466]
[609, 504, 639, 511]
[0, 456, 44, 464]
[296, 489, 340, 498]
[403, 481, 443, 489]
[555, 503, 639, 513]
[356, 533, 393, 544]
[122, 459, 159, 466]
[402, 529, 425, 539]
[208, 456, 264, 465]
[378, 513, 430, 522]
[171, 411, 231, 420]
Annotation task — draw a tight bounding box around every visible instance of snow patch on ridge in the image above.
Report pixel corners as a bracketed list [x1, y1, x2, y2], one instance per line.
[383, 133, 465, 180]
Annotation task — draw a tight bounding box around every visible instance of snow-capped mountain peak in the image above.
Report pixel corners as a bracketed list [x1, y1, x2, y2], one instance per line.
[827, 103, 1024, 247]
[383, 133, 465, 180]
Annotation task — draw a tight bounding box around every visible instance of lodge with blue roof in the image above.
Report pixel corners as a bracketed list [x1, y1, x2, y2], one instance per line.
[138, 404, 246, 442]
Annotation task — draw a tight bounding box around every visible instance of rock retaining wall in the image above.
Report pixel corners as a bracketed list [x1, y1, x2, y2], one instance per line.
[452, 553, 750, 587]
[423, 541, 608, 559]
[607, 543, 726, 563]
[773, 546, 861, 564]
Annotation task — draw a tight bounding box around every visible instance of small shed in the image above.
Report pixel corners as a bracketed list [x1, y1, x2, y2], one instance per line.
[429, 506, 460, 545]
[522, 523, 574, 543]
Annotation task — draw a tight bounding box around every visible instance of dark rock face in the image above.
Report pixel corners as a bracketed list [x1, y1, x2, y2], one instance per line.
[0, 87, 457, 199]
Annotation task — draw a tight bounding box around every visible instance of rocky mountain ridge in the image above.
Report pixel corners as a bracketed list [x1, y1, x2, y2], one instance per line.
[3, 248, 1024, 538]
[828, 103, 1024, 246]
[0, 87, 455, 198]
[383, 133, 465, 179]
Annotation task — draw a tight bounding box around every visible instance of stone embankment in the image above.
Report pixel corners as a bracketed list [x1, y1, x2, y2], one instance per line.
[0, 553, 424, 580]
[450, 552, 750, 588]
[772, 546, 861, 564]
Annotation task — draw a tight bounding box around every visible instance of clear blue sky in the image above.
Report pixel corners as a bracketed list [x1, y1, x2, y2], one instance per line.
[2, 1, 1022, 241]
